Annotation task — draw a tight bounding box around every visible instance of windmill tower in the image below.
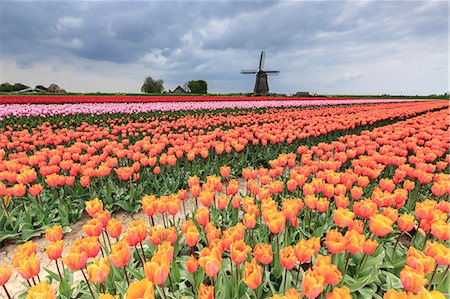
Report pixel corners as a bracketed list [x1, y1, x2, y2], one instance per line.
[241, 51, 279, 95]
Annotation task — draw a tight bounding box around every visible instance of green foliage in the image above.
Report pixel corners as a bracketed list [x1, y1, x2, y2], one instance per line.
[0, 82, 29, 92]
[141, 76, 164, 93]
[187, 80, 208, 94]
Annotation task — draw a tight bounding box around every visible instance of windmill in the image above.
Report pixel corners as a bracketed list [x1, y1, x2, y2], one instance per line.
[241, 51, 279, 95]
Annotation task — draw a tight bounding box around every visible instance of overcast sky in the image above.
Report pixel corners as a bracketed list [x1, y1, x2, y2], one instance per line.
[0, 1, 448, 95]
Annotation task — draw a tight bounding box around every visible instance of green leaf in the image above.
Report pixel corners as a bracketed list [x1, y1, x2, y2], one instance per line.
[347, 273, 374, 292]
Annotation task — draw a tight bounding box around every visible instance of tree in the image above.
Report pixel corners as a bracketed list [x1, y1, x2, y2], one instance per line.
[0, 82, 13, 92]
[187, 80, 207, 94]
[141, 76, 164, 93]
[12, 83, 29, 91]
[47, 84, 61, 92]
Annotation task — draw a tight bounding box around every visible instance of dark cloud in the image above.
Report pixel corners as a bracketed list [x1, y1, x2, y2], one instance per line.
[0, 1, 447, 94]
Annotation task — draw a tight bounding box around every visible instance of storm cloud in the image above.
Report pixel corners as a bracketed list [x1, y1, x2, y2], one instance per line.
[0, 0, 448, 94]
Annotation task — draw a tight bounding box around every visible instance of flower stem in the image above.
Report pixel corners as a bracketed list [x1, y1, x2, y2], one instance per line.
[392, 231, 403, 255]
[355, 254, 367, 278]
[428, 265, 438, 290]
[341, 252, 350, 286]
[123, 266, 130, 286]
[81, 267, 96, 299]
[55, 260, 62, 280]
[2, 285, 11, 299]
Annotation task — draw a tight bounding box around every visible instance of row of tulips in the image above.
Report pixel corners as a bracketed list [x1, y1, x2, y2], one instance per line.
[0, 106, 448, 298]
[0, 95, 415, 105]
[0, 99, 416, 118]
[0, 101, 447, 243]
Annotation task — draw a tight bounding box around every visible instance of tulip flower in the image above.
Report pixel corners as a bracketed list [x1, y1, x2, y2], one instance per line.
[106, 218, 123, 239]
[85, 198, 103, 217]
[230, 240, 252, 265]
[198, 283, 214, 299]
[109, 240, 131, 268]
[125, 278, 154, 299]
[16, 253, 41, 281]
[45, 225, 63, 242]
[185, 255, 199, 273]
[26, 281, 55, 299]
[0, 264, 12, 299]
[243, 258, 262, 289]
[400, 266, 427, 293]
[302, 270, 324, 299]
[333, 208, 354, 229]
[253, 244, 273, 265]
[369, 214, 394, 237]
[87, 258, 110, 284]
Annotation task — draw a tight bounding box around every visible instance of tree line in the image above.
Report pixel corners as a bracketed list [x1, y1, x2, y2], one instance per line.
[141, 76, 208, 94]
[0, 82, 65, 92]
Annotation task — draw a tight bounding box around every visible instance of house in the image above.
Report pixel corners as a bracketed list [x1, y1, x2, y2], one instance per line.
[172, 86, 187, 94]
[293, 91, 310, 97]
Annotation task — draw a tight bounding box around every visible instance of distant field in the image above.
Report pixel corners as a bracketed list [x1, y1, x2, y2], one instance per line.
[0, 94, 438, 104]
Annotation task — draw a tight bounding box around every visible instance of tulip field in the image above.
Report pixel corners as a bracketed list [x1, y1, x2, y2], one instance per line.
[0, 98, 449, 299]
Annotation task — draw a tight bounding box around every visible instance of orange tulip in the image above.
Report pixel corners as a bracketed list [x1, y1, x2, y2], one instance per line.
[285, 288, 301, 299]
[195, 207, 210, 226]
[424, 241, 450, 266]
[26, 281, 55, 299]
[87, 258, 110, 284]
[45, 240, 63, 260]
[106, 218, 123, 239]
[279, 246, 297, 270]
[124, 219, 147, 247]
[325, 230, 346, 254]
[243, 213, 257, 229]
[344, 230, 364, 254]
[400, 266, 427, 293]
[243, 258, 262, 289]
[253, 243, 273, 265]
[230, 240, 252, 265]
[431, 220, 450, 241]
[83, 218, 103, 237]
[99, 294, 119, 299]
[217, 195, 229, 210]
[198, 283, 214, 299]
[185, 255, 199, 273]
[45, 225, 63, 243]
[326, 286, 351, 299]
[63, 251, 88, 271]
[333, 208, 354, 228]
[125, 278, 154, 299]
[163, 227, 178, 245]
[397, 214, 415, 232]
[266, 212, 285, 235]
[144, 244, 172, 286]
[302, 270, 324, 299]
[198, 247, 222, 277]
[142, 195, 157, 217]
[85, 198, 103, 217]
[294, 239, 315, 264]
[220, 165, 231, 179]
[406, 247, 435, 275]
[383, 289, 407, 299]
[362, 239, 378, 255]
[109, 240, 131, 268]
[16, 253, 41, 280]
[0, 264, 12, 286]
[369, 214, 393, 237]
